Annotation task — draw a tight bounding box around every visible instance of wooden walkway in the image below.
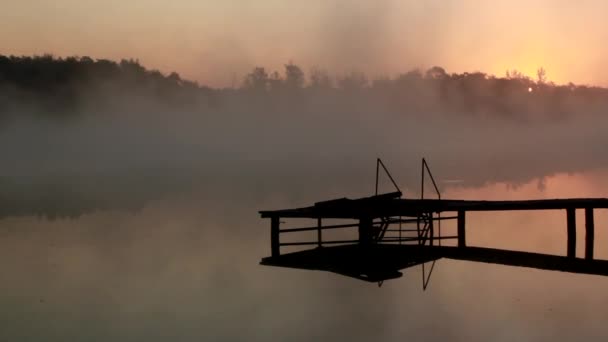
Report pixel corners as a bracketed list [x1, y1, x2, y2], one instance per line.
[260, 191, 608, 282]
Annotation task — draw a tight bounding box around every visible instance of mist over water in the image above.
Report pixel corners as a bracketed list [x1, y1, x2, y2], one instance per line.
[4, 173, 608, 341]
[4, 57, 608, 340]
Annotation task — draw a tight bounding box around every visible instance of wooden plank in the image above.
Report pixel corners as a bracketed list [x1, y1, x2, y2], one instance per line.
[261, 198, 608, 219]
[358, 217, 373, 246]
[394, 198, 608, 214]
[271, 216, 280, 257]
[314, 191, 402, 207]
[586, 208, 594, 260]
[428, 215, 434, 246]
[567, 208, 576, 258]
[457, 211, 466, 248]
[317, 218, 322, 248]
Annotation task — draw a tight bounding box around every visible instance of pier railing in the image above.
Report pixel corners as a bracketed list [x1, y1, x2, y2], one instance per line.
[265, 191, 460, 257]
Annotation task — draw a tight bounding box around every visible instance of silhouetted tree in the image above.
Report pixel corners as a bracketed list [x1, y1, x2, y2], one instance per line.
[3, 54, 608, 123]
[337, 71, 367, 90]
[0, 54, 214, 116]
[395, 69, 422, 84]
[268, 71, 283, 91]
[243, 67, 269, 91]
[284, 63, 305, 89]
[309, 67, 332, 89]
[506, 69, 529, 80]
[168, 72, 181, 84]
[537, 67, 547, 84]
[425, 66, 447, 80]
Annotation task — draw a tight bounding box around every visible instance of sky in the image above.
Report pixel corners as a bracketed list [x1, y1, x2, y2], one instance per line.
[3, 0, 608, 87]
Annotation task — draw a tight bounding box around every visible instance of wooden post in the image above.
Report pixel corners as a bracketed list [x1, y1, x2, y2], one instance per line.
[359, 217, 373, 246]
[585, 208, 594, 260]
[566, 208, 576, 258]
[317, 218, 322, 248]
[428, 214, 434, 246]
[271, 216, 280, 257]
[457, 210, 466, 248]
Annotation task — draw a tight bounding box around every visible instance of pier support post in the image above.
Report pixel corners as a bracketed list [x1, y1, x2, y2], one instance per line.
[585, 208, 594, 260]
[457, 211, 466, 248]
[271, 216, 280, 257]
[566, 208, 576, 258]
[317, 218, 322, 248]
[428, 214, 434, 246]
[359, 217, 373, 246]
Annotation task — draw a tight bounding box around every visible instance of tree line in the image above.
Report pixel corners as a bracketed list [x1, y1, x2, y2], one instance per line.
[2, 54, 608, 120]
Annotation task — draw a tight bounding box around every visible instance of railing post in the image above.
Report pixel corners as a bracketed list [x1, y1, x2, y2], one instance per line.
[457, 211, 466, 248]
[359, 216, 373, 246]
[585, 208, 594, 260]
[271, 216, 280, 257]
[566, 208, 576, 258]
[428, 213, 434, 246]
[317, 218, 322, 248]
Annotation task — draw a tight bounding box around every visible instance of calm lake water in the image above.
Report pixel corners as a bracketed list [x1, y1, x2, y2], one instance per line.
[2, 170, 608, 341]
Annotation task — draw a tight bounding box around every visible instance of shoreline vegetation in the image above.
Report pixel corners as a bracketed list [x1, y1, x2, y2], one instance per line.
[2, 54, 607, 121]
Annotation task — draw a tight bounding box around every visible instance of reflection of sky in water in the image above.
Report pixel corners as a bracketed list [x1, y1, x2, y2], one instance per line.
[3, 171, 608, 341]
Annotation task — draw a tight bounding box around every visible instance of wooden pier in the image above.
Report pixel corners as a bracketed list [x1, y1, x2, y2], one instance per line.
[259, 159, 608, 285]
[260, 192, 608, 283]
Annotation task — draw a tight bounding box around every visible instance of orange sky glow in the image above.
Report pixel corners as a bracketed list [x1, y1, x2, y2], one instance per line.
[3, 0, 608, 87]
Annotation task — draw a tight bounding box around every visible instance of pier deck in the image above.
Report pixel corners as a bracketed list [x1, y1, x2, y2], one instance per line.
[260, 192, 608, 283]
